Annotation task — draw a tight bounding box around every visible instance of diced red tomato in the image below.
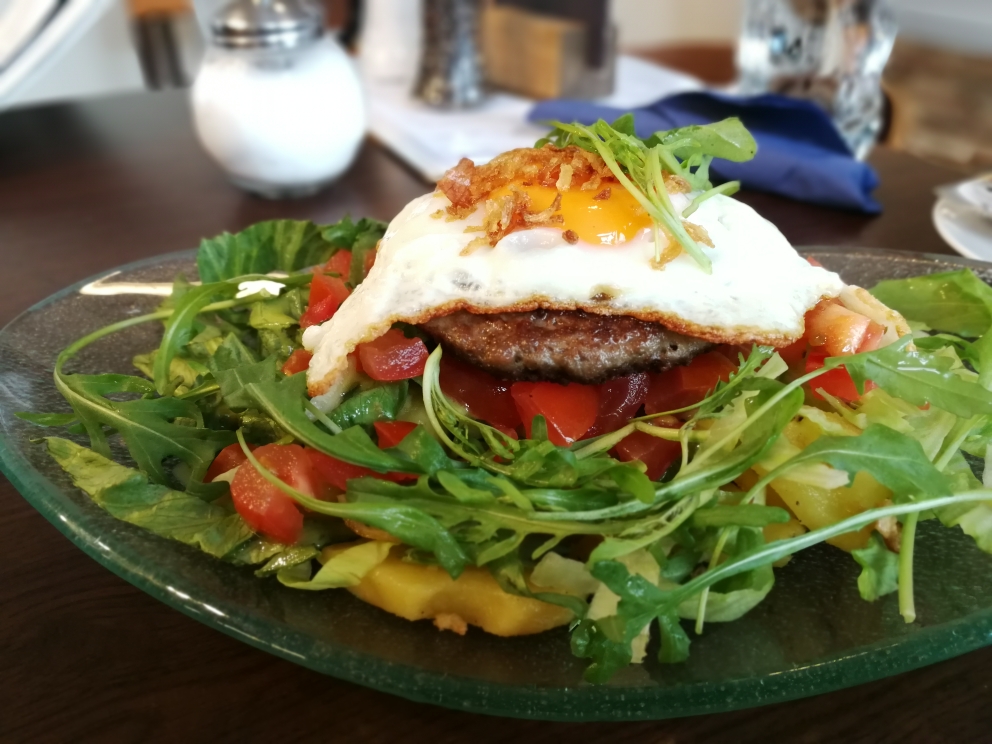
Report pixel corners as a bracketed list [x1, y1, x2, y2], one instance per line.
[857, 321, 886, 353]
[305, 447, 375, 491]
[205, 442, 257, 483]
[805, 349, 875, 402]
[357, 329, 429, 381]
[325, 250, 352, 278]
[586, 373, 649, 438]
[304, 447, 415, 492]
[439, 356, 522, 430]
[281, 348, 313, 375]
[805, 301, 872, 357]
[806, 256, 824, 268]
[644, 351, 737, 414]
[300, 271, 351, 328]
[613, 430, 681, 481]
[374, 420, 418, 449]
[230, 444, 315, 544]
[510, 381, 600, 445]
[777, 337, 808, 367]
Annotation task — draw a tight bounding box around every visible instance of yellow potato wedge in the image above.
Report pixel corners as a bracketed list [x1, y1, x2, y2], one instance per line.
[333, 546, 574, 636]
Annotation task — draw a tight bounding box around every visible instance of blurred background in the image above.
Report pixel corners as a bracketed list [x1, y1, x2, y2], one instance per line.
[0, 0, 989, 171]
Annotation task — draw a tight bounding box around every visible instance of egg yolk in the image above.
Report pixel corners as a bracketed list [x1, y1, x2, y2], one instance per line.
[491, 183, 653, 246]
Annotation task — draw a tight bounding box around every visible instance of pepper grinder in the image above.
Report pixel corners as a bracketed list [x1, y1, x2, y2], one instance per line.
[414, 0, 487, 109]
[191, 0, 366, 198]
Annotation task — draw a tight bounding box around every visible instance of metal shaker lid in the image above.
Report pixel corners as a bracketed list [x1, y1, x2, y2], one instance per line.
[211, 0, 324, 50]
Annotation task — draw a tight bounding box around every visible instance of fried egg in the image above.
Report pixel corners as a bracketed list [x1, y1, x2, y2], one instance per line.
[303, 187, 845, 401]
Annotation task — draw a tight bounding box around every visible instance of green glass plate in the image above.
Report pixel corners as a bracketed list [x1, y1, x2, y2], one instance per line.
[3, 247, 992, 721]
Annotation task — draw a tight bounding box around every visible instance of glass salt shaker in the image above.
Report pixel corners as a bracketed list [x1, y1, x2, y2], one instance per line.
[191, 0, 366, 199]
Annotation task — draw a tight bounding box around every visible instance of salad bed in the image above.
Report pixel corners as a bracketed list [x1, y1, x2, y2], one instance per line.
[20, 218, 992, 683]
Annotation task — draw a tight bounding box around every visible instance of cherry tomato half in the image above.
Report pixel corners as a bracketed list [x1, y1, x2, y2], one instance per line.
[230, 444, 315, 544]
[205, 442, 256, 483]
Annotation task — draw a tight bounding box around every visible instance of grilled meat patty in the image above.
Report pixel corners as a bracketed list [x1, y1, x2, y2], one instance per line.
[420, 309, 713, 384]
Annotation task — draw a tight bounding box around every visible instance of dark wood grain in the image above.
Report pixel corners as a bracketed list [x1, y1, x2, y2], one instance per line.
[0, 89, 974, 744]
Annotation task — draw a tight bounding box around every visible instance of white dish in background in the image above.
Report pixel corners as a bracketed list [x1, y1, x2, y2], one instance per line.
[0, 0, 113, 109]
[0, 0, 60, 72]
[933, 196, 992, 262]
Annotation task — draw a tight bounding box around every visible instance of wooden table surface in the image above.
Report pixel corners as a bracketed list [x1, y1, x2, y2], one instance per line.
[2, 90, 989, 744]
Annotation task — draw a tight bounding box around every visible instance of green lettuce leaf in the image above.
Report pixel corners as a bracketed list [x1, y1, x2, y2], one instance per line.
[45, 437, 253, 557]
[832, 338, 992, 418]
[871, 269, 992, 337]
[197, 220, 338, 283]
[851, 532, 899, 601]
[275, 541, 392, 590]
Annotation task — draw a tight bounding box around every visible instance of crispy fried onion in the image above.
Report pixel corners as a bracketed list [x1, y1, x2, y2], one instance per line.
[462, 188, 564, 254]
[439, 145, 613, 216]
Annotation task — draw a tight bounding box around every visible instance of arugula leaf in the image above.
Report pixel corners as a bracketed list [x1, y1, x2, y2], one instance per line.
[154, 283, 240, 394]
[661, 491, 992, 614]
[871, 269, 992, 337]
[133, 351, 206, 394]
[46, 437, 254, 557]
[210, 333, 259, 370]
[570, 619, 633, 683]
[750, 423, 949, 502]
[691, 504, 791, 528]
[385, 426, 453, 476]
[655, 611, 692, 663]
[647, 117, 758, 163]
[589, 560, 678, 664]
[15, 412, 78, 428]
[851, 532, 899, 601]
[538, 118, 756, 272]
[54, 371, 235, 486]
[214, 356, 281, 410]
[833, 339, 992, 418]
[245, 374, 426, 473]
[329, 381, 409, 429]
[675, 527, 774, 622]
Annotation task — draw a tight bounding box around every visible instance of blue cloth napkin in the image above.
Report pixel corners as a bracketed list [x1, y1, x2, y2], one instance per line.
[529, 91, 881, 214]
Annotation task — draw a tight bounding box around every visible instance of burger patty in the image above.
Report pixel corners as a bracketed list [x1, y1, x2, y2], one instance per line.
[420, 309, 713, 384]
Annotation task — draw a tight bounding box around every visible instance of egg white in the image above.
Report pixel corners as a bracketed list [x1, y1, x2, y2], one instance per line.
[303, 190, 845, 400]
